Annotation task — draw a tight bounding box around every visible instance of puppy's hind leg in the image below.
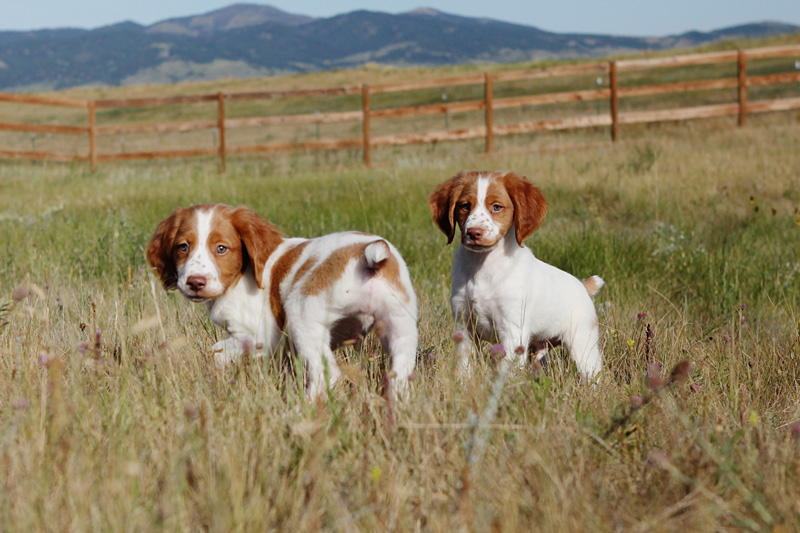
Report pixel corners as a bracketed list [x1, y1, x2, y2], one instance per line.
[564, 320, 603, 382]
[377, 305, 418, 400]
[290, 323, 341, 400]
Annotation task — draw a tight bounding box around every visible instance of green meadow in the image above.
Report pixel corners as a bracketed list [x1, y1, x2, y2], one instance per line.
[1, 66, 800, 529]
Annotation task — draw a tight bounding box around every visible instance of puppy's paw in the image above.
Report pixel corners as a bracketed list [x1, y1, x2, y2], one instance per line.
[210, 338, 244, 368]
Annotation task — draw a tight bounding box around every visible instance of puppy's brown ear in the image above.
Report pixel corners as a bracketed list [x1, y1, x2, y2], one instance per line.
[429, 172, 467, 244]
[230, 206, 282, 289]
[502, 172, 548, 246]
[146, 207, 186, 290]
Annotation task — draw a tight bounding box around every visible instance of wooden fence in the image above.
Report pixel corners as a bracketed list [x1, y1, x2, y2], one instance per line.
[1, 43, 800, 171]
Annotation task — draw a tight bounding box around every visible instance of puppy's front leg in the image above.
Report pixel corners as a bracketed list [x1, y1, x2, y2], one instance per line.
[210, 335, 254, 367]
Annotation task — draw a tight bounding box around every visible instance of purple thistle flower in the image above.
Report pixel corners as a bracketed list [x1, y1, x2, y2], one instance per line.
[452, 331, 465, 343]
[645, 362, 664, 391]
[740, 316, 747, 325]
[739, 303, 747, 310]
[489, 345, 506, 359]
[11, 287, 27, 302]
[630, 395, 643, 409]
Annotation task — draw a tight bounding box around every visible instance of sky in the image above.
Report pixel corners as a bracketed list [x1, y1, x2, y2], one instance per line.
[2, 0, 800, 37]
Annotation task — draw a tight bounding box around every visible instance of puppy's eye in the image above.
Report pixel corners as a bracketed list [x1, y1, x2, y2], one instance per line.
[177, 243, 189, 253]
[492, 204, 504, 212]
[459, 202, 471, 212]
[216, 245, 228, 255]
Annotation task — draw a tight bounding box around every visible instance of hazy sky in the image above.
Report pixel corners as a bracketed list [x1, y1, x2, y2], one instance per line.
[3, 1, 800, 36]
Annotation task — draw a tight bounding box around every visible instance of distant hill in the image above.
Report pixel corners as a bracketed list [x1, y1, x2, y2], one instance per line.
[0, 3, 797, 91]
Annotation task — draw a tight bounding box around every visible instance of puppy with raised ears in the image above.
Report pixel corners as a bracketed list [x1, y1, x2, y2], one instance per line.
[429, 170, 604, 380]
[146, 203, 418, 399]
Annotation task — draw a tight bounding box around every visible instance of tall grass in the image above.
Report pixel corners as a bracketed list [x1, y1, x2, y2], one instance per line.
[0, 114, 799, 530]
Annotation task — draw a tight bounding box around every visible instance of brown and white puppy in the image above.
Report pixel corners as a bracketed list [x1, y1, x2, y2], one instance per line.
[146, 203, 418, 398]
[429, 170, 603, 379]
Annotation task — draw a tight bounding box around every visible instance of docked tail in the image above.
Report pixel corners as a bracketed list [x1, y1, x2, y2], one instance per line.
[364, 240, 391, 269]
[582, 275, 605, 298]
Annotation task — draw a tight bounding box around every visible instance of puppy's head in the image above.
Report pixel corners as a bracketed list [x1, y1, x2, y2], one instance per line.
[429, 170, 548, 250]
[145, 204, 282, 301]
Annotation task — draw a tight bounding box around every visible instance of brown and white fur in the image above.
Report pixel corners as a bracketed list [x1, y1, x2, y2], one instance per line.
[146, 203, 418, 398]
[429, 170, 603, 380]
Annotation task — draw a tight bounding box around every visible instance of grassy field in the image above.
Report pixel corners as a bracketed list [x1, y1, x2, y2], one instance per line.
[1, 105, 800, 531]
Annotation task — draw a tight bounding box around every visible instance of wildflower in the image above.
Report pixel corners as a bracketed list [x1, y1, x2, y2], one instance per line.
[489, 345, 506, 360]
[790, 422, 800, 439]
[12, 397, 29, 410]
[630, 395, 643, 409]
[740, 316, 747, 325]
[241, 337, 254, 355]
[723, 334, 731, 343]
[645, 362, 663, 391]
[690, 382, 701, 393]
[453, 331, 465, 343]
[38, 353, 51, 366]
[229, 378, 235, 384]
[739, 303, 747, 310]
[77, 341, 91, 354]
[647, 449, 670, 468]
[637, 312, 648, 320]
[11, 287, 27, 302]
[668, 360, 692, 384]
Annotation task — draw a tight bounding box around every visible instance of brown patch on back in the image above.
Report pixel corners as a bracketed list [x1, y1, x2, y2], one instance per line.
[269, 241, 310, 330]
[377, 250, 410, 303]
[301, 242, 370, 296]
[292, 257, 317, 286]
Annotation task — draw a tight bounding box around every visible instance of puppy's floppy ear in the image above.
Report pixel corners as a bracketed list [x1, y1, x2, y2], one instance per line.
[230, 206, 282, 289]
[502, 172, 548, 246]
[429, 172, 467, 244]
[146, 207, 187, 290]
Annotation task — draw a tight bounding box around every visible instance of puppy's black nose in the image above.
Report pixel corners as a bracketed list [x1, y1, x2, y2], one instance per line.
[466, 227, 483, 241]
[186, 276, 206, 292]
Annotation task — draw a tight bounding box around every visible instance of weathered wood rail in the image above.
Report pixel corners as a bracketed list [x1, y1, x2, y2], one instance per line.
[1, 43, 799, 170]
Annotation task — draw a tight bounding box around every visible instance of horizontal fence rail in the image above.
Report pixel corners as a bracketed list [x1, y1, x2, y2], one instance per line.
[1, 43, 799, 170]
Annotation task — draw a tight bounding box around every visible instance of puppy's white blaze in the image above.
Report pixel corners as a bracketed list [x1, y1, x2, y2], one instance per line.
[364, 240, 390, 267]
[464, 175, 500, 241]
[177, 208, 223, 297]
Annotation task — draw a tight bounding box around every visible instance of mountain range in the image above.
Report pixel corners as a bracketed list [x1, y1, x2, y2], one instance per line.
[0, 3, 797, 92]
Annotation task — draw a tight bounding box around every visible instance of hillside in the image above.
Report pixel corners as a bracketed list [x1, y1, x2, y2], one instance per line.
[0, 3, 797, 91]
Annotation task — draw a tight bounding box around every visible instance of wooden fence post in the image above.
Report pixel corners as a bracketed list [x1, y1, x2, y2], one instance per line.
[737, 49, 747, 127]
[217, 92, 227, 172]
[484, 72, 494, 154]
[362, 84, 371, 166]
[88, 99, 97, 172]
[609, 61, 619, 141]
